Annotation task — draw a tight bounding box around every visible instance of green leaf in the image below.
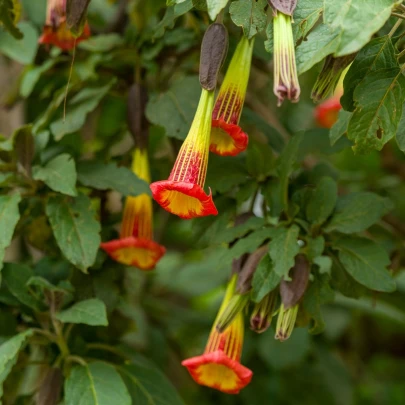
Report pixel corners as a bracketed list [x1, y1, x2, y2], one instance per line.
[33, 154, 77, 196]
[65, 362, 130, 405]
[326, 192, 391, 234]
[251, 254, 282, 303]
[306, 177, 337, 225]
[246, 142, 275, 180]
[118, 355, 185, 405]
[46, 194, 101, 272]
[212, 216, 265, 244]
[56, 298, 108, 326]
[0, 330, 33, 399]
[0, 0, 22, 39]
[146, 76, 200, 140]
[268, 225, 300, 279]
[329, 110, 352, 145]
[306, 235, 325, 260]
[347, 68, 405, 153]
[397, 102, 405, 153]
[50, 81, 115, 141]
[313, 256, 333, 274]
[0, 194, 20, 271]
[333, 236, 396, 292]
[20, 59, 58, 98]
[78, 33, 124, 52]
[154, 1, 193, 38]
[0, 21, 38, 64]
[323, 0, 400, 57]
[341, 36, 397, 111]
[14, 125, 35, 177]
[206, 0, 228, 20]
[229, 0, 267, 39]
[77, 161, 150, 196]
[303, 274, 335, 333]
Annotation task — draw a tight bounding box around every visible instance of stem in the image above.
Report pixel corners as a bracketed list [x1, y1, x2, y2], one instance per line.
[65, 355, 87, 366]
[216, 9, 225, 24]
[389, 18, 403, 37]
[391, 12, 405, 20]
[86, 343, 128, 359]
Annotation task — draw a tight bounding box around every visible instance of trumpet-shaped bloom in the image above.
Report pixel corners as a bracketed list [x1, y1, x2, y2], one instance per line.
[39, 0, 90, 51]
[101, 149, 165, 270]
[182, 275, 252, 394]
[273, 12, 300, 105]
[210, 37, 254, 156]
[314, 96, 342, 128]
[150, 89, 218, 219]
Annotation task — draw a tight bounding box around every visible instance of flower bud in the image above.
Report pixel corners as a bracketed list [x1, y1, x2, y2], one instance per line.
[250, 291, 278, 333]
[275, 302, 298, 341]
[216, 293, 250, 333]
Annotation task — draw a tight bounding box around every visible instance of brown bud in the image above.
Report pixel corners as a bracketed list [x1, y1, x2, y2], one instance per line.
[127, 84, 149, 150]
[36, 368, 63, 405]
[199, 23, 228, 91]
[268, 0, 297, 15]
[66, 0, 91, 34]
[280, 254, 310, 309]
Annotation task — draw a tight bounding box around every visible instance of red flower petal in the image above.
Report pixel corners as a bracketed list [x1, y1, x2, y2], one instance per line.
[150, 180, 218, 219]
[314, 97, 342, 129]
[210, 119, 249, 156]
[39, 22, 91, 51]
[100, 237, 165, 270]
[182, 350, 253, 394]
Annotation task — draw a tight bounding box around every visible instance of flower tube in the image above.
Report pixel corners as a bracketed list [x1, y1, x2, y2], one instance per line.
[100, 148, 165, 270]
[210, 36, 254, 156]
[39, 0, 90, 51]
[150, 89, 218, 219]
[182, 275, 252, 394]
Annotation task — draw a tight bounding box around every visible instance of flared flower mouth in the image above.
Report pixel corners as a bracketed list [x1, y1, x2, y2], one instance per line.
[210, 119, 248, 156]
[182, 350, 253, 394]
[100, 237, 165, 270]
[39, 22, 91, 51]
[150, 180, 217, 219]
[314, 96, 342, 128]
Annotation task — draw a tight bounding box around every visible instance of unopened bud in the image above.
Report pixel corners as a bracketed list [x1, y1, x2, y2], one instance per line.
[250, 291, 278, 333]
[216, 293, 250, 333]
[275, 302, 298, 341]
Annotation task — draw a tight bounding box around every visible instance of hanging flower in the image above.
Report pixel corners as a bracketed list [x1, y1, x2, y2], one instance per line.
[273, 11, 300, 105]
[314, 96, 342, 129]
[100, 148, 165, 270]
[39, 0, 90, 51]
[150, 89, 218, 219]
[182, 275, 252, 394]
[210, 36, 254, 156]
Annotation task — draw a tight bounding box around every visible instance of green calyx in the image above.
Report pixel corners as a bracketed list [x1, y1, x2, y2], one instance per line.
[275, 303, 299, 341]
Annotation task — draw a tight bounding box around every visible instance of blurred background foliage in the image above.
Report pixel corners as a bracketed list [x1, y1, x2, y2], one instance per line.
[0, 0, 405, 404]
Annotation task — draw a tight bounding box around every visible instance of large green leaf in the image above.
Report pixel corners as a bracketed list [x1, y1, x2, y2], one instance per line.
[77, 161, 150, 196]
[33, 154, 77, 196]
[0, 330, 33, 399]
[56, 298, 108, 326]
[206, 0, 228, 20]
[306, 177, 337, 225]
[251, 254, 281, 303]
[229, 0, 267, 39]
[323, 0, 400, 56]
[333, 236, 396, 292]
[0, 194, 20, 271]
[397, 103, 405, 153]
[46, 194, 101, 272]
[65, 362, 131, 405]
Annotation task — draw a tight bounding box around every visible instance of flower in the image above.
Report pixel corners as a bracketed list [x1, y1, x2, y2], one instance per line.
[150, 89, 218, 219]
[182, 275, 252, 394]
[275, 303, 298, 341]
[210, 36, 254, 156]
[250, 290, 278, 334]
[39, 0, 90, 51]
[100, 148, 165, 270]
[273, 11, 300, 105]
[314, 96, 342, 129]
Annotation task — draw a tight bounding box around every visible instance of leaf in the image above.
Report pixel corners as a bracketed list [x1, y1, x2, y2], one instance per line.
[251, 254, 282, 303]
[77, 161, 150, 196]
[0, 330, 33, 399]
[347, 68, 405, 153]
[333, 236, 396, 292]
[65, 362, 131, 405]
[33, 154, 77, 196]
[50, 81, 115, 141]
[56, 298, 108, 326]
[0, 193, 20, 271]
[303, 274, 334, 333]
[306, 177, 337, 225]
[299, 128, 351, 155]
[323, 0, 400, 57]
[306, 235, 325, 260]
[341, 36, 397, 111]
[46, 194, 101, 272]
[206, 0, 228, 20]
[146, 76, 200, 140]
[118, 354, 186, 405]
[14, 125, 35, 177]
[326, 192, 391, 234]
[0, 21, 38, 64]
[397, 102, 405, 153]
[20, 59, 56, 98]
[0, 0, 22, 39]
[313, 256, 332, 274]
[154, 1, 193, 38]
[78, 33, 124, 52]
[268, 225, 300, 279]
[229, 0, 267, 39]
[329, 110, 352, 145]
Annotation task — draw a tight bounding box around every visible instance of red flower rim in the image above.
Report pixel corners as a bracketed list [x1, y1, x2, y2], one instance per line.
[314, 97, 342, 129]
[100, 236, 166, 270]
[39, 23, 91, 51]
[182, 350, 253, 394]
[150, 180, 218, 219]
[210, 118, 249, 156]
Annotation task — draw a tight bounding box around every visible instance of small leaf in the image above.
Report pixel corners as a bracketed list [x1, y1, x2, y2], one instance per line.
[229, 0, 267, 39]
[251, 254, 281, 303]
[154, 1, 193, 38]
[206, 0, 228, 20]
[313, 256, 332, 274]
[46, 194, 101, 272]
[397, 103, 405, 153]
[13, 125, 34, 177]
[306, 177, 337, 225]
[306, 235, 325, 260]
[329, 110, 352, 145]
[333, 236, 396, 293]
[0, 193, 20, 271]
[33, 154, 77, 196]
[56, 298, 108, 326]
[65, 362, 131, 405]
[0, 0, 23, 38]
